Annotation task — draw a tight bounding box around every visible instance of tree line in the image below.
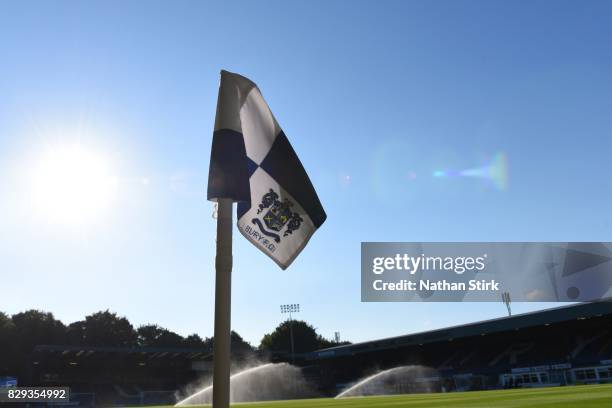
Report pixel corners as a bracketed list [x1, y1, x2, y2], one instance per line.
[0, 309, 348, 376]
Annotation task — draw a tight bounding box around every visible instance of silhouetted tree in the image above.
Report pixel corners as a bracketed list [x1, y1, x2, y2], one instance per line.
[230, 331, 254, 354]
[183, 333, 207, 348]
[137, 324, 184, 347]
[259, 320, 342, 353]
[0, 312, 13, 329]
[79, 310, 137, 347]
[194, 331, 252, 352]
[11, 310, 66, 354]
[0, 312, 16, 375]
[65, 321, 86, 345]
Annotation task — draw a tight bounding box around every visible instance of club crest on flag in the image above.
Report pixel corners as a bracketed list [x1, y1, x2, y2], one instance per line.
[252, 189, 303, 243]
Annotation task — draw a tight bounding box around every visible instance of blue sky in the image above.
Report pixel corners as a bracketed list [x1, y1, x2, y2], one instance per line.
[1, 1, 611, 346]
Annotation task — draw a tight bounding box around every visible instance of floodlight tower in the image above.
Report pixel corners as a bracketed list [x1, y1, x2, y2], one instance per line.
[502, 292, 512, 317]
[280, 304, 300, 364]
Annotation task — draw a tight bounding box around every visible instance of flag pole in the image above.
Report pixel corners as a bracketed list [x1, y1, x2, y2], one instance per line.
[212, 198, 233, 408]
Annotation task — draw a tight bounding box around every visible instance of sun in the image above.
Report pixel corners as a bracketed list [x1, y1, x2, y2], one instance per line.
[29, 145, 117, 226]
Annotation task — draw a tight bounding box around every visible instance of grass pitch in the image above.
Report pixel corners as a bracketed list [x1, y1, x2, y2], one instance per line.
[159, 384, 612, 408]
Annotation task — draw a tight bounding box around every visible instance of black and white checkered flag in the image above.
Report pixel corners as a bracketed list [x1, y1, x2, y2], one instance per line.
[207, 70, 326, 269]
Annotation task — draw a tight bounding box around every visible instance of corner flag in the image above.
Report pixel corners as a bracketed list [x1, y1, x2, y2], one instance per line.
[207, 70, 326, 269]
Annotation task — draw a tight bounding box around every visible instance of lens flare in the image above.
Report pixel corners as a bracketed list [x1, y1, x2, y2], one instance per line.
[432, 152, 508, 191]
[338, 173, 352, 188]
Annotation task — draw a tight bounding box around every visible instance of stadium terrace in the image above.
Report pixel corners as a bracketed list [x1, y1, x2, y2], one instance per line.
[308, 301, 612, 395]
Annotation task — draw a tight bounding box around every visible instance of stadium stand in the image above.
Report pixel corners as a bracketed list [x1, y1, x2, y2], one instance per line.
[306, 301, 612, 395]
[23, 345, 211, 406]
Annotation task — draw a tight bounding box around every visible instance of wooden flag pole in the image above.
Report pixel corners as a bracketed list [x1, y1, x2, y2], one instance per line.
[212, 198, 233, 408]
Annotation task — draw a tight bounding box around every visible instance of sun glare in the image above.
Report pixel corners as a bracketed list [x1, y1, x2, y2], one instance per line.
[29, 145, 117, 226]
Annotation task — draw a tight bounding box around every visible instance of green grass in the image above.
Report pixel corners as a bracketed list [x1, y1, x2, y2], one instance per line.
[152, 384, 612, 408]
